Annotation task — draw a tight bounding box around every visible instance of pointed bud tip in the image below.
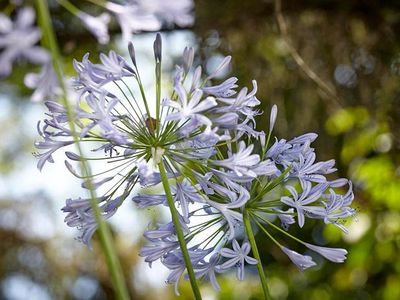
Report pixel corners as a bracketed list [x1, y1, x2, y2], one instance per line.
[153, 33, 162, 62]
[269, 104, 278, 132]
[128, 41, 136, 66]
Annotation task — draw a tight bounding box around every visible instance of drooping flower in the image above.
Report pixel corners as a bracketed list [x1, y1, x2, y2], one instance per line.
[281, 246, 316, 271]
[304, 243, 348, 263]
[24, 63, 60, 102]
[77, 12, 111, 45]
[62, 196, 122, 248]
[163, 247, 211, 295]
[194, 253, 222, 291]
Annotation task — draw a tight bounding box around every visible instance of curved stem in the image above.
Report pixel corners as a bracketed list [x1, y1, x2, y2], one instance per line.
[243, 210, 272, 300]
[36, 1, 130, 299]
[158, 161, 202, 300]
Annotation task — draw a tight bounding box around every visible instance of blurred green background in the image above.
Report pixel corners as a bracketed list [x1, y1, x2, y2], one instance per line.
[0, 0, 399, 299]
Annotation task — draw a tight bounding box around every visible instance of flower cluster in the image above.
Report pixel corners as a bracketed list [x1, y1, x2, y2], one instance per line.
[35, 34, 355, 293]
[59, 0, 194, 45]
[1, 1, 194, 102]
[105, 0, 194, 42]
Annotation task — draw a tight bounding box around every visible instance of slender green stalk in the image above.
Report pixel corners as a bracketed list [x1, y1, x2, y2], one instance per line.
[158, 160, 202, 300]
[253, 213, 306, 246]
[137, 79, 154, 133]
[36, 1, 130, 299]
[57, 0, 81, 16]
[260, 130, 272, 161]
[243, 210, 272, 300]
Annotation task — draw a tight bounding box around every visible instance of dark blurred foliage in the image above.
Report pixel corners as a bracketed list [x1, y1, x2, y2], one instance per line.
[195, 0, 400, 299]
[1, 0, 399, 299]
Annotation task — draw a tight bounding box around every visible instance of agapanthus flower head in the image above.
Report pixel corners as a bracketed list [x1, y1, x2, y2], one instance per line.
[35, 34, 355, 293]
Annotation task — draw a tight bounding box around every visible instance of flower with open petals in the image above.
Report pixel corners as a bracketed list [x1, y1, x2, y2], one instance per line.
[219, 240, 258, 280]
[77, 12, 110, 45]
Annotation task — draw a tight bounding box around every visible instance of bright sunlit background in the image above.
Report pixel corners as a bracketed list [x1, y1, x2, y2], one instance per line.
[1, 0, 399, 299]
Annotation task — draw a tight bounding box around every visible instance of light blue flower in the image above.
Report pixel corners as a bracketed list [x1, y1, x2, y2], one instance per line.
[290, 152, 336, 186]
[305, 243, 348, 263]
[140, 238, 179, 267]
[281, 246, 316, 271]
[163, 247, 210, 295]
[194, 253, 222, 291]
[207, 187, 250, 240]
[132, 194, 166, 208]
[62, 196, 122, 248]
[77, 93, 129, 144]
[77, 12, 110, 45]
[281, 182, 327, 227]
[182, 47, 194, 74]
[144, 222, 177, 240]
[215, 81, 260, 118]
[172, 179, 205, 222]
[273, 208, 296, 230]
[24, 63, 60, 102]
[321, 183, 356, 233]
[206, 55, 232, 80]
[105, 0, 194, 42]
[219, 240, 258, 280]
[73, 51, 134, 92]
[202, 77, 238, 97]
[163, 85, 217, 126]
[34, 35, 356, 290]
[213, 141, 260, 177]
[0, 7, 49, 77]
[137, 160, 162, 187]
[34, 134, 73, 171]
[81, 176, 114, 190]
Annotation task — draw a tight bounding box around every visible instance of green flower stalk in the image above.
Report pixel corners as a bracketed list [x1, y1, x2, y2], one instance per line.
[35, 1, 129, 299]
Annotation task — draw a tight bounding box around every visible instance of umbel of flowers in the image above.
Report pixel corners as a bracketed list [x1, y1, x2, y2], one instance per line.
[35, 34, 355, 298]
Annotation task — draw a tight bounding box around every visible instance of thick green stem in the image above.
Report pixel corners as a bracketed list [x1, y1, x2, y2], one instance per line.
[158, 161, 202, 300]
[243, 210, 272, 300]
[36, 1, 130, 299]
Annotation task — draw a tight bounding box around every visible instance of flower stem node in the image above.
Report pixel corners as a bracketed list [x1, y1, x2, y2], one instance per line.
[151, 147, 165, 166]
